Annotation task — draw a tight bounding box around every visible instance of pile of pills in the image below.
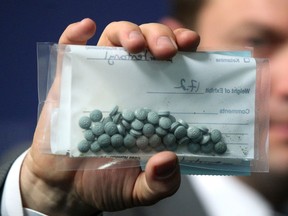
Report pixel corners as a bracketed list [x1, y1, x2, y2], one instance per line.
[77, 106, 227, 155]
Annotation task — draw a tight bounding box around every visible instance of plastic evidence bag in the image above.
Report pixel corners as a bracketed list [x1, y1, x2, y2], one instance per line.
[37, 43, 270, 175]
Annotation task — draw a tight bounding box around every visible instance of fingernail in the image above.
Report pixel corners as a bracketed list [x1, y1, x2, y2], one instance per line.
[129, 31, 143, 40]
[155, 160, 178, 179]
[156, 36, 177, 49]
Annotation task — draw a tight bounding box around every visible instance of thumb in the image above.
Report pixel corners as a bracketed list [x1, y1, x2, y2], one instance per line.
[133, 151, 181, 206]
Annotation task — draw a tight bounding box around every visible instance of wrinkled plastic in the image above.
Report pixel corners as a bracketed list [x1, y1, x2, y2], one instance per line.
[36, 43, 270, 175]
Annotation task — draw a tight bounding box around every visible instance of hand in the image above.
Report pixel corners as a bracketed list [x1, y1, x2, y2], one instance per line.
[20, 18, 200, 216]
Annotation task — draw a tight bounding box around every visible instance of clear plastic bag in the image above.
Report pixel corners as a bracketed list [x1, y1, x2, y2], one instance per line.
[37, 43, 270, 175]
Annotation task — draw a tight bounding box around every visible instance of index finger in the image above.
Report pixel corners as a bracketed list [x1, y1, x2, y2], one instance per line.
[59, 18, 96, 45]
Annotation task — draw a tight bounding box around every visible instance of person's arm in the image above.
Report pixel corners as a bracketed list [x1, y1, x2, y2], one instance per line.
[19, 18, 200, 216]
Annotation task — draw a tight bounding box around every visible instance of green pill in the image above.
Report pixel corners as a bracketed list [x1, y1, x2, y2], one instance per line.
[142, 123, 155, 137]
[97, 134, 111, 148]
[142, 146, 153, 153]
[214, 141, 227, 154]
[102, 116, 113, 125]
[109, 105, 119, 117]
[104, 121, 118, 136]
[102, 145, 114, 153]
[111, 134, 124, 148]
[84, 129, 96, 141]
[211, 129, 222, 143]
[121, 119, 131, 130]
[79, 116, 92, 129]
[159, 117, 172, 130]
[115, 146, 127, 153]
[112, 113, 122, 124]
[166, 143, 177, 152]
[122, 109, 135, 122]
[188, 143, 201, 153]
[158, 110, 170, 117]
[163, 133, 176, 147]
[155, 145, 166, 152]
[78, 140, 91, 153]
[134, 108, 148, 121]
[198, 126, 209, 134]
[124, 134, 136, 148]
[147, 111, 159, 125]
[155, 126, 168, 137]
[200, 134, 211, 145]
[170, 121, 181, 133]
[91, 122, 105, 137]
[136, 135, 149, 150]
[131, 119, 144, 131]
[178, 136, 190, 145]
[130, 129, 143, 138]
[89, 109, 103, 122]
[163, 134, 177, 151]
[193, 134, 204, 143]
[187, 126, 202, 140]
[128, 146, 140, 153]
[174, 125, 187, 139]
[90, 141, 101, 153]
[149, 134, 162, 148]
[201, 141, 214, 153]
[178, 119, 189, 129]
[169, 115, 176, 123]
[117, 124, 126, 136]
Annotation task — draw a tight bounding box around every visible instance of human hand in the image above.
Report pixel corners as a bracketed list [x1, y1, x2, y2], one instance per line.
[20, 18, 200, 216]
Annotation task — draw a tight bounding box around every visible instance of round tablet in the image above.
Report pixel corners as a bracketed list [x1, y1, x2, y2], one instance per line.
[155, 126, 168, 137]
[188, 143, 201, 153]
[112, 113, 122, 124]
[78, 140, 91, 153]
[89, 109, 103, 122]
[201, 141, 214, 153]
[97, 134, 111, 148]
[163, 133, 176, 146]
[90, 141, 101, 153]
[79, 116, 92, 129]
[211, 129, 222, 143]
[111, 134, 124, 148]
[178, 119, 189, 129]
[158, 110, 170, 117]
[187, 126, 202, 140]
[159, 117, 172, 130]
[134, 108, 148, 121]
[170, 121, 181, 133]
[123, 134, 136, 148]
[84, 129, 96, 141]
[200, 134, 211, 145]
[117, 124, 126, 136]
[122, 109, 135, 122]
[147, 111, 159, 125]
[102, 116, 113, 125]
[104, 121, 118, 136]
[131, 119, 144, 131]
[214, 141, 227, 154]
[149, 134, 162, 148]
[130, 129, 142, 138]
[174, 125, 187, 139]
[142, 123, 155, 137]
[198, 126, 209, 134]
[91, 122, 105, 137]
[178, 136, 190, 145]
[128, 146, 139, 153]
[109, 105, 119, 117]
[136, 135, 149, 150]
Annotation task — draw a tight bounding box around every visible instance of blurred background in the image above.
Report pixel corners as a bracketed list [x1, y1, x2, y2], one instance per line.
[0, 0, 170, 158]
